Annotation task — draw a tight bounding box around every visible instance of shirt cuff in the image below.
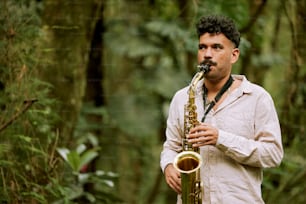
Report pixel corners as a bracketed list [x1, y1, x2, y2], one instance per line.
[160, 149, 178, 173]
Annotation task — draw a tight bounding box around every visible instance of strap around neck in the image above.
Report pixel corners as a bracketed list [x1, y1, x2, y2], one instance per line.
[201, 75, 233, 122]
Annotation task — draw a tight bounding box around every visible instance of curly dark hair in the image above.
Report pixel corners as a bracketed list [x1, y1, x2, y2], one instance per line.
[196, 15, 240, 48]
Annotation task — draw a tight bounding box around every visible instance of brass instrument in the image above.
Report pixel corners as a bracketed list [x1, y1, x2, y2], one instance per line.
[173, 64, 210, 204]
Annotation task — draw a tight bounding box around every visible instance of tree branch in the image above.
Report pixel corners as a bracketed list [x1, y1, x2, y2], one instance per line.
[240, 0, 267, 33]
[0, 99, 38, 133]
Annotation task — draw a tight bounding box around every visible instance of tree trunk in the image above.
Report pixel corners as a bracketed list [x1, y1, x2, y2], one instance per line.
[240, 0, 268, 85]
[40, 0, 96, 146]
[281, 0, 306, 146]
[81, 0, 105, 198]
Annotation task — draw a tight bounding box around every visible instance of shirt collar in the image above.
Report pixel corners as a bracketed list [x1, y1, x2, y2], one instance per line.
[196, 74, 253, 96]
[232, 75, 252, 95]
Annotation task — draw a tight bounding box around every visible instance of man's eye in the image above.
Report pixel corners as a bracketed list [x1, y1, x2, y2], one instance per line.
[213, 44, 223, 49]
[198, 45, 206, 50]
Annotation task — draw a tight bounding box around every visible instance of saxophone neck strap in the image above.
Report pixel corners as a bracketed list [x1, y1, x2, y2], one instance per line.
[201, 75, 234, 122]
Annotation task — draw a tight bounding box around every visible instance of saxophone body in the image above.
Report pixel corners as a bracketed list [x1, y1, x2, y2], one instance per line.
[173, 64, 210, 204]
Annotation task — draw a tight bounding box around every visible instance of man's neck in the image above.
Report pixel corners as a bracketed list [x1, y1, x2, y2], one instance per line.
[204, 75, 231, 94]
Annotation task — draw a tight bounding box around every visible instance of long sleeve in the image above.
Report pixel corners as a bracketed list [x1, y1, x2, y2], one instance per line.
[160, 87, 188, 172]
[216, 81, 283, 168]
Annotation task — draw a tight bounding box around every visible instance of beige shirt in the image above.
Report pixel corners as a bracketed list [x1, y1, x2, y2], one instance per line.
[160, 75, 283, 204]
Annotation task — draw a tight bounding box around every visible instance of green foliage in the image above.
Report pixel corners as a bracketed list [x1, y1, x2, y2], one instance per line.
[104, 17, 192, 139]
[263, 147, 306, 204]
[57, 144, 99, 173]
[0, 1, 56, 203]
[0, 1, 120, 203]
[0, 133, 52, 203]
[54, 144, 121, 204]
[195, 0, 249, 27]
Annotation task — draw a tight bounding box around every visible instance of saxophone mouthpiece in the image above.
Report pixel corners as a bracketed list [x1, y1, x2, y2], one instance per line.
[197, 64, 211, 73]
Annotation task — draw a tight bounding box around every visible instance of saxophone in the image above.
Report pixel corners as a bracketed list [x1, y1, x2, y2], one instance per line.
[173, 64, 210, 204]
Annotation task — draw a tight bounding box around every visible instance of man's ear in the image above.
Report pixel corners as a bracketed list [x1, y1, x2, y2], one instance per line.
[231, 48, 240, 64]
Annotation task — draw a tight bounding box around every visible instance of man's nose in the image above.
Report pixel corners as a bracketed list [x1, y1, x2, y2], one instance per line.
[204, 48, 212, 58]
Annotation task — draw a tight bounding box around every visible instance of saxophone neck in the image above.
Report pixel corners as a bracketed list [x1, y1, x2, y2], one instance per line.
[191, 64, 210, 89]
[189, 70, 205, 95]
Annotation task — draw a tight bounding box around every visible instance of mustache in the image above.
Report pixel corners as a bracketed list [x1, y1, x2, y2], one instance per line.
[200, 59, 217, 66]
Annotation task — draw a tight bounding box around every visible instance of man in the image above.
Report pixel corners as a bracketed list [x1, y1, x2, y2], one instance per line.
[160, 15, 283, 204]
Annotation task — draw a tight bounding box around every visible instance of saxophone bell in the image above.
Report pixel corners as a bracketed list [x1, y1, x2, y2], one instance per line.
[173, 151, 202, 204]
[174, 151, 202, 174]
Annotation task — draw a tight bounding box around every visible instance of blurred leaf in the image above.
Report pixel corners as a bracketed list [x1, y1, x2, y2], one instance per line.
[76, 144, 86, 155]
[79, 150, 98, 170]
[57, 145, 99, 172]
[67, 151, 81, 172]
[56, 148, 69, 162]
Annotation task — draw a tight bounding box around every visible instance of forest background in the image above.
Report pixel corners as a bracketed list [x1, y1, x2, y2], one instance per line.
[0, 0, 305, 203]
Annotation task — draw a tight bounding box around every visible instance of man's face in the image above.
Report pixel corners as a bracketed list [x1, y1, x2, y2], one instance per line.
[197, 33, 239, 80]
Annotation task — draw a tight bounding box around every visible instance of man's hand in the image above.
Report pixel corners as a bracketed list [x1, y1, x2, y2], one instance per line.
[164, 164, 181, 194]
[187, 123, 219, 147]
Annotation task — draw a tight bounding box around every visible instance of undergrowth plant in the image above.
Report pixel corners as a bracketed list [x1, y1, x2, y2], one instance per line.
[0, 1, 120, 203]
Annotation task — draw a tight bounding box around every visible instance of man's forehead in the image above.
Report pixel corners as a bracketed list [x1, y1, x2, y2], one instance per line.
[199, 33, 234, 46]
